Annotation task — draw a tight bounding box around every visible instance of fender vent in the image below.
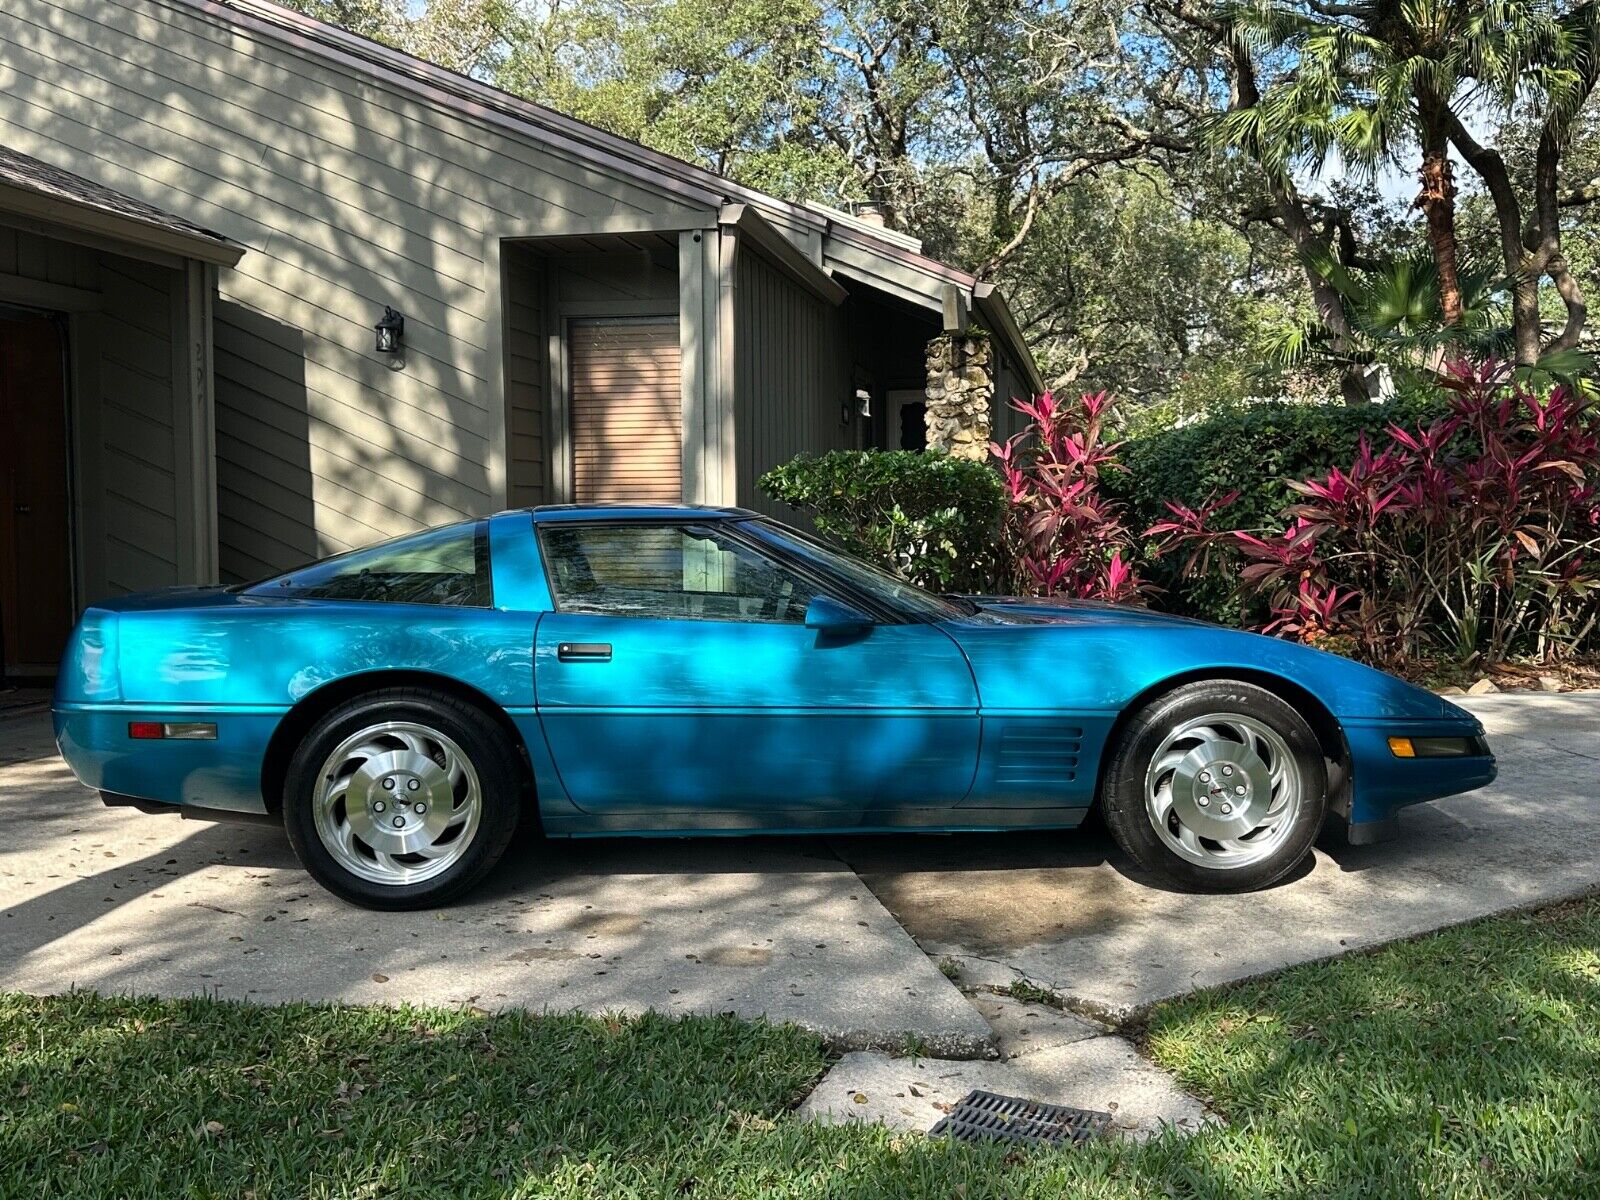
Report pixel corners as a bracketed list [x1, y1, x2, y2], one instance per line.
[995, 725, 1082, 785]
[929, 1089, 1111, 1146]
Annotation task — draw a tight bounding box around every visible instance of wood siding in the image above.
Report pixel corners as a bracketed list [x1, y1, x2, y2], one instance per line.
[0, 0, 711, 574]
[503, 242, 547, 508]
[991, 347, 1028, 444]
[568, 320, 681, 503]
[94, 254, 182, 594]
[0, 223, 99, 292]
[732, 247, 852, 518]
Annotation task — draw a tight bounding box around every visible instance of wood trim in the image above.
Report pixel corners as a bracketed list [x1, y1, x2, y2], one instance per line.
[715, 225, 738, 506]
[678, 230, 705, 504]
[0, 270, 100, 312]
[718, 204, 846, 306]
[0, 209, 185, 273]
[973, 283, 1046, 395]
[482, 232, 508, 511]
[188, 261, 219, 582]
[496, 212, 717, 241]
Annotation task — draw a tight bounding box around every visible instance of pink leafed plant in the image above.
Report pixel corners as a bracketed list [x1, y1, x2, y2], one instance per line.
[990, 390, 1153, 602]
[1147, 360, 1600, 665]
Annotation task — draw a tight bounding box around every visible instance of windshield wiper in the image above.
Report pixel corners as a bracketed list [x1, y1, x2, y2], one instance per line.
[941, 594, 982, 615]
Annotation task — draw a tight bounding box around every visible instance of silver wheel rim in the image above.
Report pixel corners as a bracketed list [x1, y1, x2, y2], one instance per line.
[312, 720, 482, 887]
[1143, 711, 1303, 871]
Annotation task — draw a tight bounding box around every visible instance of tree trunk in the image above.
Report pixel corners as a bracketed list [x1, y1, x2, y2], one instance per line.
[1225, 40, 1365, 402]
[1268, 177, 1368, 403]
[1444, 114, 1540, 365]
[1417, 142, 1464, 326]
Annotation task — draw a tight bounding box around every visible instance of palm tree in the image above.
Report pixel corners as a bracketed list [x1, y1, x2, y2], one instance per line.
[1264, 250, 1511, 378]
[1208, 1, 1600, 365]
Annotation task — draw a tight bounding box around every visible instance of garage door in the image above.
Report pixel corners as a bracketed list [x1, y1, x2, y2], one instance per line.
[568, 319, 682, 504]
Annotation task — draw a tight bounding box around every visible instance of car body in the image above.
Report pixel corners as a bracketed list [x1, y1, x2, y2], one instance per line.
[53, 506, 1496, 904]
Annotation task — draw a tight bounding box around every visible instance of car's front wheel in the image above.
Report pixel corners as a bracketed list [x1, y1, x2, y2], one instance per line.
[281, 688, 522, 910]
[1100, 680, 1327, 892]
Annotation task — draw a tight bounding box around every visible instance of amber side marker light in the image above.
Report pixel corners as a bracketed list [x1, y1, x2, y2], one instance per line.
[1388, 735, 1484, 758]
[129, 722, 217, 741]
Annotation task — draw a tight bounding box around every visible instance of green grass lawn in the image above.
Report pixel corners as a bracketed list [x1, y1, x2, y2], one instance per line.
[5, 898, 1598, 1199]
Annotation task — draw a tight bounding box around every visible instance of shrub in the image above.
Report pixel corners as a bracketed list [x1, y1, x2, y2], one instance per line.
[1148, 361, 1600, 665]
[1110, 389, 1448, 622]
[757, 449, 1004, 592]
[991, 391, 1150, 601]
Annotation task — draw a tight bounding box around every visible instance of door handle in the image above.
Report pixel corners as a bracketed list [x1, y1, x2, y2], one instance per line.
[557, 642, 612, 663]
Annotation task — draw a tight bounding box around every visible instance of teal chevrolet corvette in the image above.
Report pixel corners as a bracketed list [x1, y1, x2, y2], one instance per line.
[54, 506, 1496, 909]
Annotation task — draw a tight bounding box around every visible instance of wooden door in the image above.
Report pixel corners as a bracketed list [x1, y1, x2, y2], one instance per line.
[0, 316, 73, 677]
[568, 319, 682, 503]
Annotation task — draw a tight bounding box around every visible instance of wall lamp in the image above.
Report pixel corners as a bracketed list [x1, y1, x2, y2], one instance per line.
[375, 306, 405, 355]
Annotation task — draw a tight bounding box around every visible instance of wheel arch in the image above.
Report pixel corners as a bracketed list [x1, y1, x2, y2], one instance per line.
[1092, 667, 1352, 818]
[260, 669, 536, 819]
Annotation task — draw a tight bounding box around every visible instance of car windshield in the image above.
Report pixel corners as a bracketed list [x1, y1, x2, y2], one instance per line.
[743, 519, 973, 622]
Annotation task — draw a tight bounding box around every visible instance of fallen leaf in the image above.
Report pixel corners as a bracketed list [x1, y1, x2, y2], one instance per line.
[372, 974, 389, 983]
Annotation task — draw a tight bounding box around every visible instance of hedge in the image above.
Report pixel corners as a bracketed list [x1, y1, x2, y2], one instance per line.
[1107, 392, 1448, 621]
[757, 449, 1004, 592]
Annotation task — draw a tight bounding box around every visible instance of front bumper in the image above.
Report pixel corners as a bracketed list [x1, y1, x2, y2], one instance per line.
[1337, 716, 1497, 842]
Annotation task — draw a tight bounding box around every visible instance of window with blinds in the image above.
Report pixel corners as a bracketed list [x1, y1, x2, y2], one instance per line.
[567, 319, 682, 504]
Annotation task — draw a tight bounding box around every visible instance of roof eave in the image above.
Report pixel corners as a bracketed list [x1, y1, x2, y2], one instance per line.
[0, 180, 243, 267]
[720, 204, 847, 306]
[973, 283, 1045, 396]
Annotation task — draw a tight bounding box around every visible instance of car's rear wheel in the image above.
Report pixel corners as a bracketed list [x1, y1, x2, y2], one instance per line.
[1100, 680, 1327, 892]
[281, 688, 521, 910]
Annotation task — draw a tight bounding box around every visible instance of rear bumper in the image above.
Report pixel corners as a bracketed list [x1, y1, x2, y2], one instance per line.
[100, 791, 278, 825]
[54, 704, 282, 815]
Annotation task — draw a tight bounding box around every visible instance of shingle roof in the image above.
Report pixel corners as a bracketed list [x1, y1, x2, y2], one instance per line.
[0, 143, 237, 259]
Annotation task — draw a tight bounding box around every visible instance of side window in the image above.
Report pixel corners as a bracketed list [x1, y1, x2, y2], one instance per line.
[251, 521, 492, 607]
[540, 523, 821, 622]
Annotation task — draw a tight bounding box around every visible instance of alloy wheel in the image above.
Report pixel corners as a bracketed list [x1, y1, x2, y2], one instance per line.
[312, 720, 482, 886]
[1143, 711, 1304, 870]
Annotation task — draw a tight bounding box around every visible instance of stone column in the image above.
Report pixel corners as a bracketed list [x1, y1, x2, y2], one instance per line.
[924, 331, 993, 460]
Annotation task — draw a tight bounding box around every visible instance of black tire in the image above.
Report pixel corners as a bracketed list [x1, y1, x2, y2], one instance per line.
[281, 687, 522, 910]
[1099, 680, 1328, 893]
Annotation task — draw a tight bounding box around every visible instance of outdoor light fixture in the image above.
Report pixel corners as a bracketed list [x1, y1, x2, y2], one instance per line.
[855, 387, 872, 419]
[375, 306, 405, 354]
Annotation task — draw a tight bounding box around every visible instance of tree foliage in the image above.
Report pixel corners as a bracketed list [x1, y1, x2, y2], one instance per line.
[281, 0, 1600, 414]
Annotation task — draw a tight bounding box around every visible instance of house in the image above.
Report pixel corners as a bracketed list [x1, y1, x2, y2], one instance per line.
[0, 0, 1041, 678]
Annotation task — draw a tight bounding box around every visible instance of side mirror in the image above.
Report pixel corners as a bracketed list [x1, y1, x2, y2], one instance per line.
[804, 595, 873, 636]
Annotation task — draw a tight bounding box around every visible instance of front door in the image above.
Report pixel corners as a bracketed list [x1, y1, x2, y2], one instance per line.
[0, 314, 73, 677]
[532, 520, 980, 819]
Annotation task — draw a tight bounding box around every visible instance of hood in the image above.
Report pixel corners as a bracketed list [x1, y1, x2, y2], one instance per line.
[944, 597, 1457, 723]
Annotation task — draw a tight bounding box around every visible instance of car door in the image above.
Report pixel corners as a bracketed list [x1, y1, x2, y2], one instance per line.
[532, 520, 980, 820]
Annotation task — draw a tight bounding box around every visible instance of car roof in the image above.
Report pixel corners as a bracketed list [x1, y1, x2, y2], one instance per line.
[519, 503, 760, 523]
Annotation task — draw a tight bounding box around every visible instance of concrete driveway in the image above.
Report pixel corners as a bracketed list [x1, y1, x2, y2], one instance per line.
[3, 692, 1598, 1052]
[837, 692, 1600, 1019]
[0, 714, 989, 1055]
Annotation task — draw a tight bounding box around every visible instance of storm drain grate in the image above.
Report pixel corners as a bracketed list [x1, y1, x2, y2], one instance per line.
[928, 1089, 1112, 1147]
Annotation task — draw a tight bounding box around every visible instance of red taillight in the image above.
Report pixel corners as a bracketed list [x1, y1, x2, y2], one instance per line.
[127, 722, 216, 740]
